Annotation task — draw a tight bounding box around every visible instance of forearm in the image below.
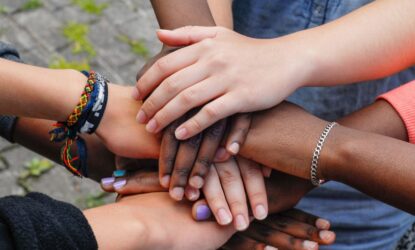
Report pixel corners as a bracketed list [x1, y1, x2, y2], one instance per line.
[291, 0, 415, 87]
[0, 59, 86, 120]
[13, 117, 115, 181]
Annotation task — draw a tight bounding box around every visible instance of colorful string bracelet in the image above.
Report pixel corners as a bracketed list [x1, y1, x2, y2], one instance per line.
[49, 70, 109, 177]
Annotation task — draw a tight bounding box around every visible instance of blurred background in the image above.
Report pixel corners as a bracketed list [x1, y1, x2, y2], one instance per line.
[0, 0, 160, 209]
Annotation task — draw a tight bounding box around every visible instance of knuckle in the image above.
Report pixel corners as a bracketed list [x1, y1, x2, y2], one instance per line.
[163, 78, 179, 93]
[206, 120, 226, 138]
[248, 191, 266, 203]
[143, 98, 157, 114]
[219, 169, 239, 185]
[188, 118, 203, 132]
[173, 167, 191, 178]
[227, 200, 245, 211]
[184, 133, 203, 147]
[195, 157, 212, 170]
[203, 105, 220, 120]
[156, 58, 169, 73]
[201, 38, 215, 49]
[180, 89, 197, 105]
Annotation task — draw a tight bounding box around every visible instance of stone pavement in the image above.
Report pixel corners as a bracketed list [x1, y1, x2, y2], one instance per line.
[0, 0, 161, 208]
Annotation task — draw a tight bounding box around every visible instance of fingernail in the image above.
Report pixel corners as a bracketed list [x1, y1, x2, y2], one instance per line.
[157, 29, 170, 33]
[113, 170, 127, 177]
[185, 188, 200, 201]
[319, 230, 335, 241]
[170, 187, 184, 201]
[255, 204, 267, 220]
[131, 88, 140, 100]
[101, 177, 115, 187]
[146, 119, 158, 133]
[196, 205, 212, 221]
[175, 127, 188, 140]
[235, 214, 248, 231]
[316, 218, 330, 230]
[214, 147, 228, 161]
[217, 208, 232, 225]
[264, 246, 278, 250]
[113, 179, 127, 190]
[228, 142, 240, 155]
[160, 175, 170, 188]
[303, 240, 318, 250]
[136, 110, 147, 124]
[189, 176, 204, 189]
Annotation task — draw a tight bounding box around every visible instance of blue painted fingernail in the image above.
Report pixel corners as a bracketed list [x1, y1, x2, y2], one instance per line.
[113, 179, 127, 190]
[113, 170, 127, 177]
[196, 205, 212, 221]
[101, 177, 115, 187]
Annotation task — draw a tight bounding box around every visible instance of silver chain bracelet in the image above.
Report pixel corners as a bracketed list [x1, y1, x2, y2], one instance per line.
[310, 122, 338, 186]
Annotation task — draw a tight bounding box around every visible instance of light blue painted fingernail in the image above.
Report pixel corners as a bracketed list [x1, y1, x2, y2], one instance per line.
[113, 170, 127, 177]
[113, 179, 127, 190]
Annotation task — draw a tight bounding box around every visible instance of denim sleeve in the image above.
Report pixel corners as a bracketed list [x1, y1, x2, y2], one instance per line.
[0, 42, 21, 143]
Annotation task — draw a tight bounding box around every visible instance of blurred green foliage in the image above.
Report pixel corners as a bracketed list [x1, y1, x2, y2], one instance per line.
[72, 0, 108, 15]
[78, 192, 111, 209]
[63, 22, 96, 57]
[21, 0, 43, 11]
[118, 35, 149, 58]
[18, 158, 54, 194]
[49, 56, 91, 71]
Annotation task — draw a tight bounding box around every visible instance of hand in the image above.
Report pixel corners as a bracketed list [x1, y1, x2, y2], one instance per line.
[84, 192, 235, 250]
[95, 83, 160, 159]
[101, 156, 268, 230]
[222, 208, 335, 250]
[99, 170, 334, 249]
[137, 49, 252, 201]
[134, 26, 310, 139]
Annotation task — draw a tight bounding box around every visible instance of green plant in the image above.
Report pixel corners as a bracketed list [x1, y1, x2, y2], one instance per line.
[118, 35, 149, 58]
[21, 0, 43, 11]
[72, 0, 108, 15]
[63, 22, 96, 57]
[49, 56, 91, 71]
[18, 158, 54, 194]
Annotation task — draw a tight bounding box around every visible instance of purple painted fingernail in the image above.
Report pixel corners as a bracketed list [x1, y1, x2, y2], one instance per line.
[303, 240, 318, 250]
[101, 177, 115, 187]
[113, 179, 127, 190]
[196, 205, 212, 221]
[316, 218, 330, 230]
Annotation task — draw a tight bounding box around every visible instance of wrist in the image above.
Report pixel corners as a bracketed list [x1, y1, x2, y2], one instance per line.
[319, 124, 354, 182]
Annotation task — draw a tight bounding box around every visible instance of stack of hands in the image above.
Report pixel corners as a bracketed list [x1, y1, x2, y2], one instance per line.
[81, 26, 339, 250]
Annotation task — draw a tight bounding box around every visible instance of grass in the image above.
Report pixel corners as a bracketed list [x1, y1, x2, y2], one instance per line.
[63, 22, 96, 57]
[18, 158, 54, 194]
[118, 35, 149, 58]
[72, 0, 108, 15]
[21, 0, 43, 11]
[49, 56, 91, 71]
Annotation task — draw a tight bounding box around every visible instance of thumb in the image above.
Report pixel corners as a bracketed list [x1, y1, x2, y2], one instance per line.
[157, 26, 221, 47]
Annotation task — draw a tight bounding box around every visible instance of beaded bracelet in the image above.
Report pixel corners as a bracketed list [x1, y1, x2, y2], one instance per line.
[310, 122, 337, 186]
[49, 70, 109, 177]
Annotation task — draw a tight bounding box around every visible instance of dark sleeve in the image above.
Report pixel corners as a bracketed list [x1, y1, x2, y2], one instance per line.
[0, 192, 98, 250]
[0, 42, 21, 143]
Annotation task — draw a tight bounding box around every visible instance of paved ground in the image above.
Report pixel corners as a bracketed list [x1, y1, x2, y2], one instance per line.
[0, 0, 161, 208]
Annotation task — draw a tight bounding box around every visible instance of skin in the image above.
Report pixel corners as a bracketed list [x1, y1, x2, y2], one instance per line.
[142, 0, 267, 223]
[102, 168, 335, 250]
[11, 118, 333, 249]
[134, 0, 415, 140]
[83, 192, 235, 250]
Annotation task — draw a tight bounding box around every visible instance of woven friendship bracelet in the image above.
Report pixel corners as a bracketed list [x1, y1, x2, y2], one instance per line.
[310, 122, 337, 186]
[49, 71, 109, 177]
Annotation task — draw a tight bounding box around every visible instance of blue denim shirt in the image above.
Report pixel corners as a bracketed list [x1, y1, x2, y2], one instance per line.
[233, 1, 415, 249]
